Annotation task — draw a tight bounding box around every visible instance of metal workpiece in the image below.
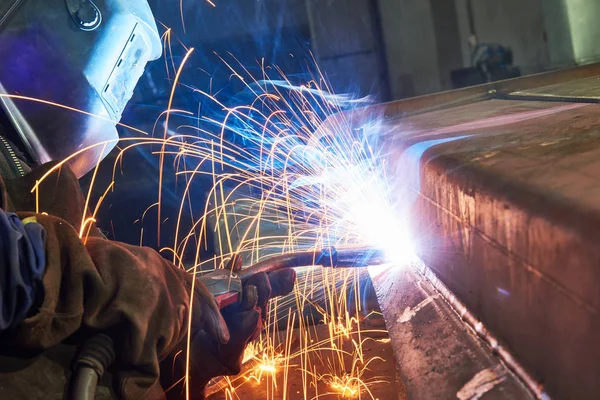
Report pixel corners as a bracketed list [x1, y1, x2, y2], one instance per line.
[370, 262, 536, 400]
[369, 67, 600, 399]
[411, 259, 546, 399]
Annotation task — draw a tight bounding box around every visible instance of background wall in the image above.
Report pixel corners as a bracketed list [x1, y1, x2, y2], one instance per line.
[455, 0, 550, 75]
[140, 0, 600, 102]
[306, 0, 390, 99]
[137, 0, 600, 104]
[542, 0, 600, 68]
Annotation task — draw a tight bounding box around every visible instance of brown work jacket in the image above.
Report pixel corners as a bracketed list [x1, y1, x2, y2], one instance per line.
[0, 162, 190, 399]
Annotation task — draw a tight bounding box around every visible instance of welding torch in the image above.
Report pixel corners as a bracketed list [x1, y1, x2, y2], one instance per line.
[199, 246, 385, 309]
[67, 246, 384, 400]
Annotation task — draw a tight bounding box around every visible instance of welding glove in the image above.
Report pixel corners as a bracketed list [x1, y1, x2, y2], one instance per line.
[4, 212, 230, 400]
[162, 255, 296, 400]
[227, 254, 297, 325]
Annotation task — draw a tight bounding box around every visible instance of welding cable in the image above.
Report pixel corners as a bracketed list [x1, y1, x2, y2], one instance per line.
[68, 333, 115, 400]
[0, 210, 46, 331]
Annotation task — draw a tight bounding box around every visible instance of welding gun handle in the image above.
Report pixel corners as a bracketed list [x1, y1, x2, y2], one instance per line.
[198, 269, 243, 310]
[214, 292, 240, 309]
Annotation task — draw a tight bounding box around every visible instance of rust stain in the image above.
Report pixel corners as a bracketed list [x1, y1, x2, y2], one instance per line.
[398, 294, 437, 323]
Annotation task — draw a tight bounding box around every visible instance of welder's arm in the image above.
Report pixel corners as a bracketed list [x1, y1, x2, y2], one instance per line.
[0, 209, 46, 331]
[6, 212, 230, 400]
[2, 208, 294, 399]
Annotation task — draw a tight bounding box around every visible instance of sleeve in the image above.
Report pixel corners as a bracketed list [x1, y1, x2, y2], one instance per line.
[8, 212, 195, 400]
[0, 209, 46, 331]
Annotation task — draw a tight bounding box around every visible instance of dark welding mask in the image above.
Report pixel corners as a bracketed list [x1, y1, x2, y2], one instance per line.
[0, 0, 161, 177]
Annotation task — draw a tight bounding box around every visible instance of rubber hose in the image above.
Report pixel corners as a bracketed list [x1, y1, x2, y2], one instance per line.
[68, 333, 115, 400]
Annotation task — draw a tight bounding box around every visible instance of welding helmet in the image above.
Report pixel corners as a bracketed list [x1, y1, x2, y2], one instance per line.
[0, 0, 162, 177]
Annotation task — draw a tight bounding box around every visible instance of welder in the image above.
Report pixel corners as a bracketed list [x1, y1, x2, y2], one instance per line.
[0, 1, 295, 399]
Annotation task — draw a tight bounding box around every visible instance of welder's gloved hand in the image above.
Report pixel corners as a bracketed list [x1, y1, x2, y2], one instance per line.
[163, 255, 296, 400]
[218, 255, 297, 367]
[6, 212, 230, 400]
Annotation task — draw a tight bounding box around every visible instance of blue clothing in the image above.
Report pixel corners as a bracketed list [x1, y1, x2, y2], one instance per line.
[0, 210, 46, 330]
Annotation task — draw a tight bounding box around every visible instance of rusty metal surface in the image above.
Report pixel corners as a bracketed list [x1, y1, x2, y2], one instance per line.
[381, 98, 600, 399]
[370, 263, 534, 400]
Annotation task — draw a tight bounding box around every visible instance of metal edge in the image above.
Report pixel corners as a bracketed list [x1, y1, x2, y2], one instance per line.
[411, 258, 549, 400]
[377, 62, 600, 119]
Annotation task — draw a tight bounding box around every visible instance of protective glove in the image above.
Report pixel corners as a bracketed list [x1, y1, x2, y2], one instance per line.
[6, 212, 230, 400]
[0, 162, 234, 399]
[162, 255, 296, 400]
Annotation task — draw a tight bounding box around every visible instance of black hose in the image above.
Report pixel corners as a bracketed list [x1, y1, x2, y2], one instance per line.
[68, 333, 115, 400]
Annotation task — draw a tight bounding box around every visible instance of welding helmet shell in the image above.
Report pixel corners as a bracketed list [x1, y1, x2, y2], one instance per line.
[0, 0, 162, 177]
